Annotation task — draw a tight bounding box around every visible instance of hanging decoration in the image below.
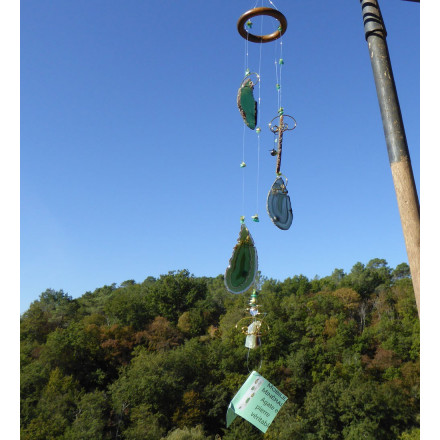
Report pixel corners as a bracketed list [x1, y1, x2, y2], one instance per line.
[224, 1, 292, 433]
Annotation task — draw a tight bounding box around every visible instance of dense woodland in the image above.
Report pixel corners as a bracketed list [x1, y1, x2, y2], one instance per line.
[20, 259, 419, 440]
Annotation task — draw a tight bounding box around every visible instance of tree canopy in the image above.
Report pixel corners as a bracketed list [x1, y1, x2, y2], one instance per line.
[20, 259, 419, 439]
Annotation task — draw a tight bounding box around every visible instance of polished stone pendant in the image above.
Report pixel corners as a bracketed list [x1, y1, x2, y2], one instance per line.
[237, 78, 257, 130]
[266, 176, 293, 230]
[225, 223, 258, 294]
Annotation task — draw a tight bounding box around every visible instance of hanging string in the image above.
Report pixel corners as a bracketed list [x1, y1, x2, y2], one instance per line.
[246, 341, 263, 373]
[273, 24, 283, 112]
[267, 0, 279, 10]
[279, 36, 283, 111]
[242, 125, 246, 217]
[254, 6, 265, 219]
[241, 31, 250, 220]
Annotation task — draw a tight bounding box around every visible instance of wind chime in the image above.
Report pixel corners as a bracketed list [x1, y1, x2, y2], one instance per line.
[225, 3, 296, 356]
[225, 7, 292, 431]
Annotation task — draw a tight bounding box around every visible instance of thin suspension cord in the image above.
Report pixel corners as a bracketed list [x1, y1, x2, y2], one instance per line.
[242, 125, 246, 217]
[279, 36, 283, 110]
[255, 11, 264, 216]
[275, 43, 280, 110]
[273, 22, 283, 111]
[246, 337, 263, 373]
[267, 0, 279, 9]
[242, 33, 250, 219]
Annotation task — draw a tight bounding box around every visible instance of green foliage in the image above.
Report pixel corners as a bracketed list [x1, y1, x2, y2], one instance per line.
[104, 282, 152, 330]
[21, 289, 78, 343]
[392, 262, 411, 281]
[76, 284, 116, 317]
[399, 427, 420, 440]
[162, 425, 209, 440]
[39, 321, 104, 389]
[20, 262, 419, 439]
[21, 368, 80, 440]
[122, 404, 166, 440]
[63, 390, 109, 440]
[146, 270, 208, 324]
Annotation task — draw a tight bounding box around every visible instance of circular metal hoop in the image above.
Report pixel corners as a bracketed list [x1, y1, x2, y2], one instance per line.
[241, 72, 260, 87]
[268, 114, 297, 133]
[235, 317, 270, 336]
[237, 7, 287, 43]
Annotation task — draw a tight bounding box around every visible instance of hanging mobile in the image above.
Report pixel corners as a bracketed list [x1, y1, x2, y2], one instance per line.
[226, 5, 291, 434]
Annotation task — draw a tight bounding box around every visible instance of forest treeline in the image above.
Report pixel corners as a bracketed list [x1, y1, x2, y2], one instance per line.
[20, 259, 419, 440]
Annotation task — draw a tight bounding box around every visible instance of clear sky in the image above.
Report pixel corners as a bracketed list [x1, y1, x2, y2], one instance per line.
[20, 0, 420, 314]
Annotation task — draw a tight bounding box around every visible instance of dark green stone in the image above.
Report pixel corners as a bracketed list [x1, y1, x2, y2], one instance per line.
[225, 224, 258, 294]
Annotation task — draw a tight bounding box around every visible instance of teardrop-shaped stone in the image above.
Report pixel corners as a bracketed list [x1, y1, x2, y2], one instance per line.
[266, 176, 293, 230]
[237, 78, 257, 130]
[225, 223, 258, 294]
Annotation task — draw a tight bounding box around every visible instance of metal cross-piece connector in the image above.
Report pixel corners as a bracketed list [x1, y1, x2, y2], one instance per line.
[268, 114, 297, 175]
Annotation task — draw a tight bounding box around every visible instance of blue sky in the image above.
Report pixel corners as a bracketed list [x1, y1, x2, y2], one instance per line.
[20, 0, 420, 314]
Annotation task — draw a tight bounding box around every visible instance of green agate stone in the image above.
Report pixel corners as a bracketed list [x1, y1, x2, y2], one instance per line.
[225, 223, 258, 294]
[237, 78, 258, 130]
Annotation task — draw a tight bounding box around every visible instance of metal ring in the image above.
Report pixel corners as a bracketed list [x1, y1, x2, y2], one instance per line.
[237, 7, 287, 43]
[268, 114, 297, 133]
[241, 72, 260, 87]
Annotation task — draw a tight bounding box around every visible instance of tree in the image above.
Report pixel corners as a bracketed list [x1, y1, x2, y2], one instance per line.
[21, 368, 80, 440]
[145, 270, 208, 324]
[162, 425, 209, 440]
[21, 289, 78, 343]
[40, 321, 104, 389]
[122, 404, 165, 440]
[20, 260, 419, 439]
[172, 390, 206, 428]
[139, 316, 183, 351]
[342, 260, 391, 300]
[104, 283, 152, 330]
[392, 263, 411, 281]
[76, 284, 117, 317]
[303, 376, 345, 439]
[63, 390, 109, 440]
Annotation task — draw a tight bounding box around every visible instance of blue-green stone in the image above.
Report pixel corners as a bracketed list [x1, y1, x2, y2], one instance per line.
[266, 176, 293, 230]
[237, 78, 258, 130]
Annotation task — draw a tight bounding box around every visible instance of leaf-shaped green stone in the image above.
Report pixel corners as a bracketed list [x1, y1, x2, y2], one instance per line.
[225, 224, 258, 294]
[237, 78, 257, 130]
